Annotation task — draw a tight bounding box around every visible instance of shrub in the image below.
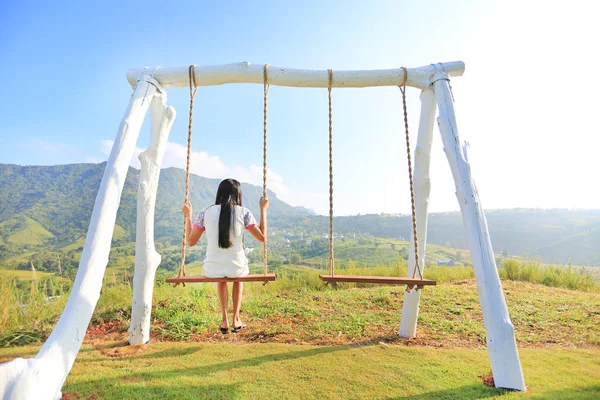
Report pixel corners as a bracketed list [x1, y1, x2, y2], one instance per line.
[499, 259, 599, 292]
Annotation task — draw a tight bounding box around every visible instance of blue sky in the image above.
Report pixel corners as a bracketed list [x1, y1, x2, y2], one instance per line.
[1, 0, 598, 215]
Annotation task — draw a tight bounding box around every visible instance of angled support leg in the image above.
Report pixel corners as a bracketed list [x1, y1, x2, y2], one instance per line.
[0, 76, 158, 400]
[433, 68, 526, 391]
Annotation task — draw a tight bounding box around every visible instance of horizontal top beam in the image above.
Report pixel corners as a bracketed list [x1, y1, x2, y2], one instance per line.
[126, 61, 464, 91]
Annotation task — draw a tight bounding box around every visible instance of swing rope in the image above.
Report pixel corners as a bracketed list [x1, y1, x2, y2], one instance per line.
[324, 67, 424, 288]
[328, 69, 335, 277]
[262, 64, 270, 276]
[175, 64, 271, 284]
[176, 65, 198, 284]
[399, 68, 424, 289]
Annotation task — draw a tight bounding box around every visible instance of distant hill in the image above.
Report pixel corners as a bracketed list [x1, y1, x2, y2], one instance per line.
[0, 163, 599, 266]
[337, 210, 600, 266]
[0, 163, 312, 245]
[258, 211, 600, 266]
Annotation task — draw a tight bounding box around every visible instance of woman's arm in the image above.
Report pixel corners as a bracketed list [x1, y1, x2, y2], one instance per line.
[248, 197, 269, 243]
[182, 201, 203, 246]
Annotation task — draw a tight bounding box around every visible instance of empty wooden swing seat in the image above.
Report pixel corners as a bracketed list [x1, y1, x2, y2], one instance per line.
[319, 275, 436, 287]
[167, 273, 276, 284]
[318, 73, 435, 291]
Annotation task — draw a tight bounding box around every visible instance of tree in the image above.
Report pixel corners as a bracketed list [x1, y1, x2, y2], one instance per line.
[290, 253, 301, 265]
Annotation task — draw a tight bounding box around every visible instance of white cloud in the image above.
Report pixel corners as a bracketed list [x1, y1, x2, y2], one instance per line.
[160, 141, 228, 179]
[100, 140, 326, 214]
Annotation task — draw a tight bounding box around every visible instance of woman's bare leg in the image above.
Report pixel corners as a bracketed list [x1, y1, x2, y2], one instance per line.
[217, 282, 229, 328]
[232, 282, 244, 327]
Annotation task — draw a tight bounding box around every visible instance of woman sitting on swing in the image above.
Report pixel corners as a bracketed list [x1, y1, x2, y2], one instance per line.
[181, 178, 269, 334]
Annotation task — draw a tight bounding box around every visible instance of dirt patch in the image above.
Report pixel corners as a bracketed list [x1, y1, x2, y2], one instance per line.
[80, 318, 596, 350]
[100, 343, 148, 358]
[450, 279, 477, 286]
[158, 325, 487, 348]
[480, 372, 495, 387]
[85, 321, 130, 347]
[147, 321, 492, 348]
[61, 393, 98, 400]
[61, 393, 83, 400]
[86, 320, 125, 339]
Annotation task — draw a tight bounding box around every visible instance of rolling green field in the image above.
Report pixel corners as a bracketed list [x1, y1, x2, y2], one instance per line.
[1, 216, 54, 246]
[0, 269, 53, 282]
[59, 237, 86, 252]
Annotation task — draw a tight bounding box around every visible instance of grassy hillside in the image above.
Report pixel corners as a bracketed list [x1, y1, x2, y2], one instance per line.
[1, 163, 600, 268]
[264, 210, 600, 266]
[0, 269, 53, 282]
[300, 238, 472, 268]
[334, 210, 600, 265]
[0, 163, 307, 244]
[0, 164, 307, 276]
[3, 216, 54, 246]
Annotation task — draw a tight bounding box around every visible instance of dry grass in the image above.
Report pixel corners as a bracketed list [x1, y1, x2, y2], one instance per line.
[70, 279, 600, 350]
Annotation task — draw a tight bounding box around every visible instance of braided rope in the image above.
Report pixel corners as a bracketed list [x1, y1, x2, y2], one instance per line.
[262, 64, 270, 276]
[399, 68, 423, 291]
[328, 69, 335, 277]
[177, 65, 198, 283]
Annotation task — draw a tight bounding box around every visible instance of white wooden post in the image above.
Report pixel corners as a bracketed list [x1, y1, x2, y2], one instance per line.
[129, 93, 176, 345]
[0, 77, 158, 400]
[432, 69, 526, 391]
[399, 89, 437, 338]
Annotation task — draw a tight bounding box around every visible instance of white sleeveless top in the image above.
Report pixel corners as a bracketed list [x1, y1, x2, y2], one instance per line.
[192, 205, 257, 278]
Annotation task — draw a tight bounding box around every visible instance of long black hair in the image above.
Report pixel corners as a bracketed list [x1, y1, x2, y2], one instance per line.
[215, 179, 242, 249]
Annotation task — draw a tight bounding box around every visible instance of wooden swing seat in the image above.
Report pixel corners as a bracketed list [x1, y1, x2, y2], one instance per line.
[319, 274, 436, 287]
[166, 273, 276, 284]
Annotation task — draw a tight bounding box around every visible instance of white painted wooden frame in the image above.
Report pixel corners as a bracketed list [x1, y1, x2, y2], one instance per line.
[0, 76, 160, 399]
[397, 65, 525, 391]
[432, 66, 525, 390]
[0, 61, 526, 397]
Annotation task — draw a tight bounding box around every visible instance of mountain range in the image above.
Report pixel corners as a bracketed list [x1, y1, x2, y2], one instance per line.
[0, 162, 599, 266]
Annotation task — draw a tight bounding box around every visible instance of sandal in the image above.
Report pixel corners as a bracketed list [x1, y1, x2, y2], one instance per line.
[231, 323, 247, 333]
[219, 324, 229, 334]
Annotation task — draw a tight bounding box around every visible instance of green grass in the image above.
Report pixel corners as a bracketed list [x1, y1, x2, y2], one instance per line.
[1, 343, 598, 399]
[105, 255, 136, 277]
[113, 224, 126, 240]
[301, 238, 474, 269]
[0, 269, 53, 282]
[0, 252, 37, 269]
[1, 216, 54, 245]
[60, 237, 85, 252]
